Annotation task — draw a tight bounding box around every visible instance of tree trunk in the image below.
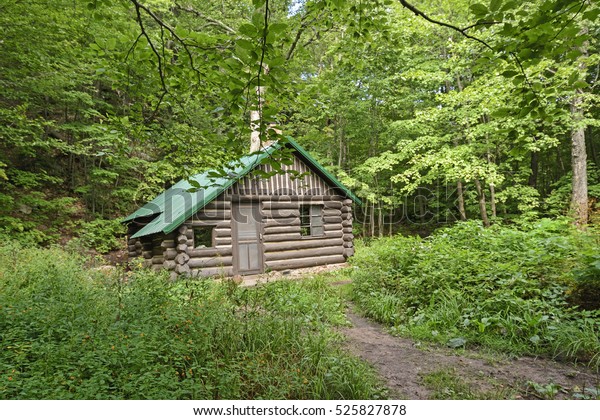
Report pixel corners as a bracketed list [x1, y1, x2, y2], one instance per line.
[489, 183, 497, 219]
[370, 201, 375, 237]
[250, 86, 265, 153]
[571, 94, 588, 227]
[457, 180, 467, 221]
[570, 30, 589, 229]
[528, 151, 539, 188]
[474, 178, 490, 227]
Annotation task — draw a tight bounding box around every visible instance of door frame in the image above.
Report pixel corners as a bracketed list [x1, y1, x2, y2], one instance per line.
[232, 201, 264, 275]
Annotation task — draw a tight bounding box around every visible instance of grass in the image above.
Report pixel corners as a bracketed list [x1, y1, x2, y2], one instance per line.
[421, 368, 515, 400]
[350, 219, 600, 370]
[0, 244, 385, 400]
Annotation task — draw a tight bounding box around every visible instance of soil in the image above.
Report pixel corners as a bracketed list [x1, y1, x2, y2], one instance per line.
[341, 305, 600, 400]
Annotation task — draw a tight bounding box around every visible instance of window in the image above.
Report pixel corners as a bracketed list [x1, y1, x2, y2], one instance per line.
[193, 227, 214, 248]
[300, 204, 324, 237]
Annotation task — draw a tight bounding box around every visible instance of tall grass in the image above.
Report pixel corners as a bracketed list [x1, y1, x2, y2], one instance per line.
[351, 219, 600, 369]
[0, 244, 384, 399]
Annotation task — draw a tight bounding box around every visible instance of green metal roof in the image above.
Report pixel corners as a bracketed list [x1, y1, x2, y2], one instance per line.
[123, 137, 361, 239]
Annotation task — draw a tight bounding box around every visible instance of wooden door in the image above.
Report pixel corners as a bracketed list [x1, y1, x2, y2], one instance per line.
[233, 202, 263, 275]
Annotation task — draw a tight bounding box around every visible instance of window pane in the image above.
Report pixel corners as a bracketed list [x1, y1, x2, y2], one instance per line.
[194, 227, 213, 248]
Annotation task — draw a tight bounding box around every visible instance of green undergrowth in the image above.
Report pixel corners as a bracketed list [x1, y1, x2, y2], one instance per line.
[351, 219, 600, 370]
[0, 244, 384, 399]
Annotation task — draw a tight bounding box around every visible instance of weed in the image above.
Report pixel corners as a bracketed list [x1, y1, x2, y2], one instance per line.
[351, 219, 600, 370]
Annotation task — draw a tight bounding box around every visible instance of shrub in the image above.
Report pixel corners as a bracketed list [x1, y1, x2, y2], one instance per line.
[0, 244, 384, 399]
[351, 219, 600, 369]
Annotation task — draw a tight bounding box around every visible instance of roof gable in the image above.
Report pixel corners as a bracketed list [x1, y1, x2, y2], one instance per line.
[124, 137, 361, 239]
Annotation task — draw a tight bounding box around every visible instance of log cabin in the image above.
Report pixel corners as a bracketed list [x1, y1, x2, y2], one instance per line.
[123, 137, 361, 279]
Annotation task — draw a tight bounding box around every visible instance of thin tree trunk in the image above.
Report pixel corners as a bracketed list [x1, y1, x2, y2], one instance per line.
[474, 178, 490, 227]
[378, 204, 383, 238]
[370, 201, 375, 237]
[528, 151, 539, 188]
[457, 180, 467, 221]
[489, 183, 497, 219]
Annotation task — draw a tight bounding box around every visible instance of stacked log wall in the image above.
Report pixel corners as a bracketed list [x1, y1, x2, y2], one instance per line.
[262, 195, 348, 271]
[185, 195, 234, 277]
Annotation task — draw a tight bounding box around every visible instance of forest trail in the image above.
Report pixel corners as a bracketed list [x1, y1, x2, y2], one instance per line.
[341, 306, 600, 400]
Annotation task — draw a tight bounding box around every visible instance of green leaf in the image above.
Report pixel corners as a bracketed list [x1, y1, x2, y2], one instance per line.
[269, 22, 287, 34]
[236, 39, 254, 51]
[568, 71, 579, 85]
[469, 3, 488, 17]
[490, 0, 503, 12]
[447, 337, 467, 348]
[238, 23, 257, 37]
[502, 70, 518, 78]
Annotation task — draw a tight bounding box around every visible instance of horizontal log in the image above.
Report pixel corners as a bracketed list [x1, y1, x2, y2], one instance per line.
[127, 245, 137, 252]
[214, 228, 231, 238]
[263, 225, 300, 235]
[343, 248, 355, 258]
[142, 250, 153, 259]
[265, 246, 344, 262]
[342, 227, 353, 234]
[264, 237, 343, 252]
[127, 238, 137, 246]
[177, 235, 187, 244]
[266, 254, 346, 271]
[323, 216, 342, 224]
[324, 223, 342, 231]
[152, 264, 164, 271]
[203, 200, 231, 210]
[324, 230, 343, 238]
[262, 201, 298, 210]
[340, 206, 352, 213]
[262, 209, 299, 219]
[128, 251, 138, 258]
[343, 242, 354, 248]
[343, 234, 354, 242]
[163, 260, 176, 270]
[263, 232, 302, 242]
[177, 244, 188, 252]
[264, 217, 299, 227]
[193, 210, 231, 220]
[163, 249, 177, 260]
[161, 239, 175, 248]
[342, 199, 353, 206]
[215, 237, 232, 246]
[323, 209, 342, 217]
[323, 201, 342, 209]
[229, 194, 344, 202]
[341, 213, 352, 220]
[188, 256, 233, 268]
[178, 225, 188, 235]
[142, 260, 152, 268]
[188, 247, 232, 258]
[191, 266, 234, 278]
[135, 242, 143, 250]
[342, 220, 353, 228]
[188, 220, 228, 228]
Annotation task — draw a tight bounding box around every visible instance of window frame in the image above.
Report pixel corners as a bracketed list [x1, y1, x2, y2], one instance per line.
[193, 226, 215, 248]
[299, 204, 324, 237]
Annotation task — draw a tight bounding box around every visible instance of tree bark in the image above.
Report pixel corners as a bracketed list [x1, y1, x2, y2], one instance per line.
[457, 180, 467, 221]
[571, 93, 588, 227]
[570, 28, 589, 229]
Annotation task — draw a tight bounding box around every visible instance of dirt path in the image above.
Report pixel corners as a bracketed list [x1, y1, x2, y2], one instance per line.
[341, 306, 600, 399]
